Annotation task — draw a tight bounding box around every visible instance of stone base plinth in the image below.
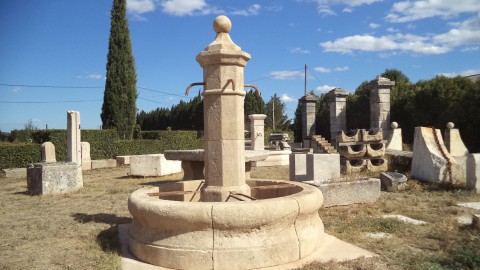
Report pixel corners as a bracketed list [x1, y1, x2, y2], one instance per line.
[27, 162, 82, 195]
[130, 155, 181, 177]
[91, 159, 117, 169]
[254, 150, 291, 167]
[308, 178, 380, 207]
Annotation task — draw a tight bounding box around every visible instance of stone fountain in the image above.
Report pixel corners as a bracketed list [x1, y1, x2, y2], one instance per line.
[126, 16, 371, 270]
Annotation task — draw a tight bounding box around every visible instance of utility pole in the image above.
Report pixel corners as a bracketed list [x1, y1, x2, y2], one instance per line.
[304, 64, 307, 96]
[272, 100, 275, 132]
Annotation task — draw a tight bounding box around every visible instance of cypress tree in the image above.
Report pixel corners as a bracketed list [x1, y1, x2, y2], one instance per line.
[101, 0, 137, 139]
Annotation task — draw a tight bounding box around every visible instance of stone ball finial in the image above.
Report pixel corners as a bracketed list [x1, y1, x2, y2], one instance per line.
[391, 122, 399, 129]
[446, 122, 454, 129]
[213, 15, 232, 34]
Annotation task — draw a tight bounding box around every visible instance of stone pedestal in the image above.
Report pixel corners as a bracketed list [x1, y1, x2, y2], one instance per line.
[444, 124, 469, 157]
[386, 122, 403, 151]
[467, 154, 480, 193]
[41, 142, 56, 163]
[300, 94, 316, 148]
[368, 76, 394, 137]
[196, 15, 251, 202]
[327, 88, 349, 148]
[27, 162, 82, 195]
[249, 114, 266, 150]
[81, 142, 91, 171]
[67, 111, 81, 163]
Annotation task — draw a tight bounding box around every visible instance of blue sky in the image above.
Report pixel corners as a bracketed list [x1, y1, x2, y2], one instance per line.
[1, 0, 479, 132]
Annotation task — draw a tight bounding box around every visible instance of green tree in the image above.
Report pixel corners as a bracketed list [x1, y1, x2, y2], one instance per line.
[244, 89, 266, 128]
[265, 94, 290, 131]
[101, 0, 138, 139]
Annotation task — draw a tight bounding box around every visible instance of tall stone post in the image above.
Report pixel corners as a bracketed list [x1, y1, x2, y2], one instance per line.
[368, 76, 394, 136]
[327, 88, 349, 148]
[249, 114, 266, 151]
[67, 111, 81, 164]
[299, 94, 316, 148]
[196, 16, 251, 202]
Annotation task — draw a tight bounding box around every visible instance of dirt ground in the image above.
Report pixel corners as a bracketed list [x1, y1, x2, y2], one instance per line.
[1, 165, 479, 270]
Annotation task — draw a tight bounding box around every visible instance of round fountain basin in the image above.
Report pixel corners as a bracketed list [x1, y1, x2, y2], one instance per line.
[128, 179, 325, 270]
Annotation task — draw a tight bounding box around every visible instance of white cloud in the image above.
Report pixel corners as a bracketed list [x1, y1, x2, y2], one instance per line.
[316, 84, 336, 93]
[290, 47, 311, 54]
[334, 66, 349, 71]
[231, 4, 261, 16]
[386, 0, 480, 23]
[315, 67, 331, 73]
[127, 0, 156, 14]
[320, 33, 450, 54]
[462, 46, 479, 52]
[161, 0, 208, 16]
[312, 0, 382, 15]
[317, 6, 336, 16]
[12, 86, 22, 93]
[342, 7, 353, 13]
[438, 69, 480, 77]
[432, 15, 480, 47]
[77, 73, 105, 80]
[369, 23, 380, 29]
[269, 71, 305, 80]
[280, 94, 297, 102]
[387, 27, 399, 32]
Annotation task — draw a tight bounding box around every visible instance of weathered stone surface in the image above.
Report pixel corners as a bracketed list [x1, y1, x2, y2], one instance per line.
[337, 129, 360, 143]
[466, 154, 480, 193]
[383, 215, 427, 225]
[67, 111, 81, 164]
[128, 179, 325, 269]
[249, 114, 266, 151]
[385, 149, 412, 171]
[116, 156, 131, 166]
[130, 155, 181, 177]
[41, 142, 56, 163]
[290, 153, 340, 183]
[411, 127, 464, 184]
[91, 159, 117, 169]
[366, 143, 385, 157]
[338, 144, 366, 158]
[254, 149, 291, 167]
[1, 168, 27, 178]
[81, 142, 91, 171]
[444, 128, 469, 157]
[341, 159, 367, 174]
[300, 94, 316, 145]
[27, 162, 82, 195]
[386, 127, 403, 151]
[314, 178, 380, 207]
[367, 159, 388, 172]
[473, 214, 480, 230]
[361, 128, 383, 142]
[290, 152, 308, 181]
[328, 88, 348, 147]
[380, 172, 407, 191]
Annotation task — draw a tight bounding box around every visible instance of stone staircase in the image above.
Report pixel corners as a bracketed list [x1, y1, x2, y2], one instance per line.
[312, 135, 338, 154]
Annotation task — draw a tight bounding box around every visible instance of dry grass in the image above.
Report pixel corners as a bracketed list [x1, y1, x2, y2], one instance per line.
[1, 165, 479, 270]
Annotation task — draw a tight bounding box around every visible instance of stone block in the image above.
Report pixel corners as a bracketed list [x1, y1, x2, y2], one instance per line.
[380, 172, 407, 191]
[337, 129, 360, 143]
[411, 127, 464, 184]
[204, 140, 245, 186]
[91, 159, 117, 170]
[254, 150, 290, 167]
[130, 154, 181, 177]
[67, 111, 81, 163]
[466, 154, 480, 193]
[386, 128, 403, 151]
[366, 143, 385, 157]
[444, 128, 469, 156]
[341, 159, 367, 174]
[338, 144, 366, 158]
[473, 214, 480, 230]
[81, 142, 91, 171]
[1, 168, 27, 178]
[290, 153, 308, 181]
[116, 156, 131, 166]
[41, 142, 56, 162]
[361, 128, 383, 141]
[27, 162, 82, 195]
[203, 94, 245, 141]
[249, 114, 266, 151]
[367, 159, 388, 172]
[306, 153, 340, 182]
[314, 178, 381, 207]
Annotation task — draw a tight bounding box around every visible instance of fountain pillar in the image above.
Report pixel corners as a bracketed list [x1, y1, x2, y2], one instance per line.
[196, 15, 251, 202]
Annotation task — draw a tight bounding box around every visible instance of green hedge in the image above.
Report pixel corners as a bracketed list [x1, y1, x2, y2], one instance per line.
[0, 130, 202, 169]
[0, 143, 41, 169]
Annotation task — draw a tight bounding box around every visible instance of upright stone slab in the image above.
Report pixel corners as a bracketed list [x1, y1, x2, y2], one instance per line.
[386, 122, 403, 151]
[67, 111, 81, 164]
[27, 162, 81, 195]
[327, 88, 349, 148]
[249, 114, 266, 150]
[41, 142, 56, 162]
[81, 142, 91, 171]
[299, 94, 316, 148]
[306, 153, 341, 182]
[466, 154, 480, 193]
[196, 16, 251, 201]
[411, 127, 463, 184]
[444, 123, 469, 157]
[368, 76, 394, 137]
[66, 111, 83, 186]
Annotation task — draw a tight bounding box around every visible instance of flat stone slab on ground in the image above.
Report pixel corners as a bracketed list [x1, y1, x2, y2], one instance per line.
[311, 178, 381, 207]
[383, 214, 427, 225]
[457, 215, 473, 225]
[365, 232, 391, 239]
[1, 168, 27, 178]
[91, 159, 117, 169]
[457, 202, 480, 210]
[119, 224, 376, 270]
